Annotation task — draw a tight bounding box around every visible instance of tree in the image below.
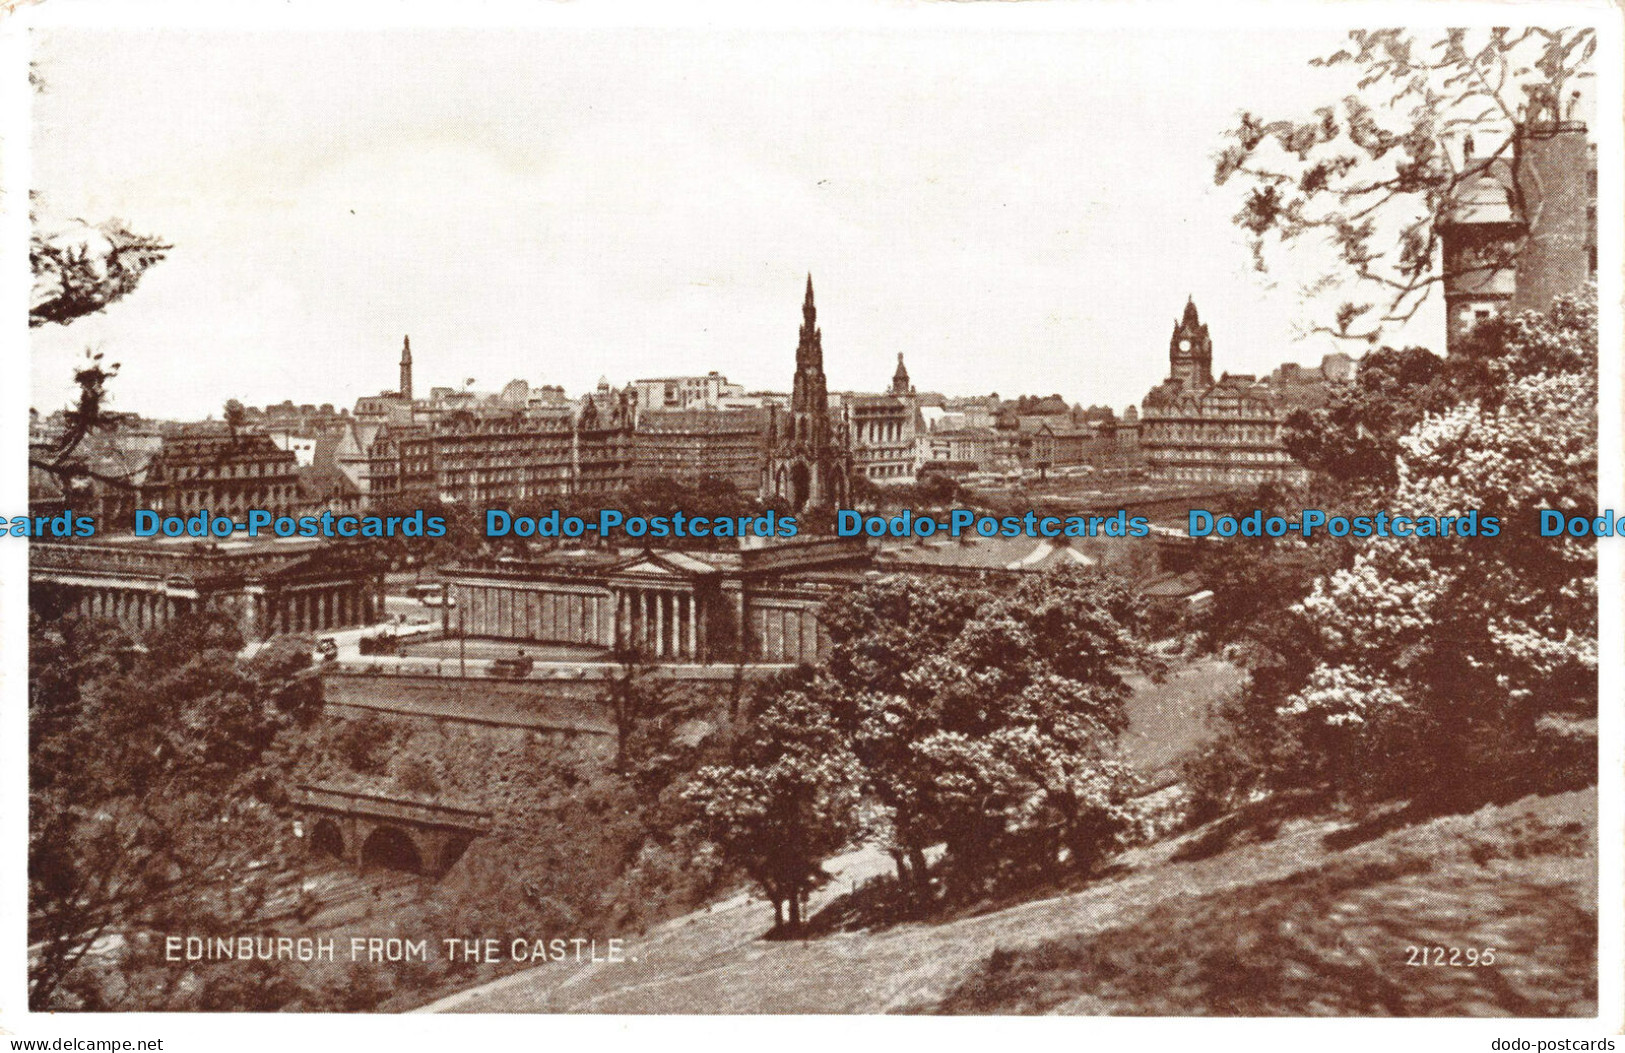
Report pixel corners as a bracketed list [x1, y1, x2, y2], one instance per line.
[28, 611, 317, 1008]
[29, 213, 169, 498]
[600, 645, 674, 772]
[1280, 345, 1452, 487]
[819, 568, 1149, 900]
[30, 217, 170, 330]
[1216, 27, 1595, 340]
[683, 691, 863, 931]
[1280, 289, 1596, 804]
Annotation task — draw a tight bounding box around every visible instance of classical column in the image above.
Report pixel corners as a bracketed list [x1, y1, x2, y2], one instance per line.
[638, 590, 649, 653]
[684, 593, 696, 659]
[655, 591, 666, 658]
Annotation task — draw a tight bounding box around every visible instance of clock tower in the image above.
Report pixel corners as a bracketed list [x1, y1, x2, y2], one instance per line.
[1169, 296, 1213, 390]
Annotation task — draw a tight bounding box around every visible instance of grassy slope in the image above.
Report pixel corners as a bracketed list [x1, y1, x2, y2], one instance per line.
[1118, 657, 1244, 782]
[423, 787, 1595, 1016]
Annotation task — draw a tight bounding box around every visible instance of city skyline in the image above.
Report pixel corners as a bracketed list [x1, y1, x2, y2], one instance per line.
[28, 27, 1443, 422]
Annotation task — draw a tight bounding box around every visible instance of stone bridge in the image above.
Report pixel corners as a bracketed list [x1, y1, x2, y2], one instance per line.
[291, 782, 493, 878]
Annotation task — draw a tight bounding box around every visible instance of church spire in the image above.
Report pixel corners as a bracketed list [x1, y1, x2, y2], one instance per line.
[797, 273, 822, 373]
[802, 273, 817, 329]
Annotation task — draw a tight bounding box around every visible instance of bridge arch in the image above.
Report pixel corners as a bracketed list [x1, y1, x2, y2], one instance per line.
[361, 824, 423, 874]
[310, 817, 345, 860]
[291, 783, 491, 878]
[437, 833, 473, 875]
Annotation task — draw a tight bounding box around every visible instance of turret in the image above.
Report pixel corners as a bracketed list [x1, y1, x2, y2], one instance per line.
[890, 352, 911, 395]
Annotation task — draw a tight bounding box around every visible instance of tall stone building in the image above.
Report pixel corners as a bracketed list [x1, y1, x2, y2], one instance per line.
[1439, 91, 1597, 351]
[633, 408, 768, 492]
[762, 275, 852, 510]
[1139, 299, 1353, 486]
[845, 352, 919, 485]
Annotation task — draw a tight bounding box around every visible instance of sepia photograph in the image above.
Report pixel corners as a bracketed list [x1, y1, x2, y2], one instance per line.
[3, 0, 1619, 1044]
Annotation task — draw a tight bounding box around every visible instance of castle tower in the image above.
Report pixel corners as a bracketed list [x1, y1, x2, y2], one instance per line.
[890, 352, 911, 395]
[762, 274, 851, 512]
[1440, 90, 1595, 352]
[1169, 297, 1213, 389]
[399, 335, 414, 402]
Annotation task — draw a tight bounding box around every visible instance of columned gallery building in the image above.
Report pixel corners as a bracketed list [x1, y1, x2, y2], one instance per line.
[441, 538, 870, 664]
[30, 535, 387, 640]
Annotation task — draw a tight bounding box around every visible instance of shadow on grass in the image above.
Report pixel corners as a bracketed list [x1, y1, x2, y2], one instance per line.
[928, 841, 1589, 1016]
[801, 859, 1134, 940]
[1171, 789, 1332, 863]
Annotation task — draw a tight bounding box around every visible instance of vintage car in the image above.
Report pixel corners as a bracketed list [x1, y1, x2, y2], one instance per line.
[487, 653, 535, 679]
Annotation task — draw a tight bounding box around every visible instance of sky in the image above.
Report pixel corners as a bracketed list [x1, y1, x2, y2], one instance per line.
[28, 24, 1446, 421]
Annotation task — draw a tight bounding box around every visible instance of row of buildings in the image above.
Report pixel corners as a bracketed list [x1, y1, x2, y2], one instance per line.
[31, 283, 1156, 523]
[33, 103, 1596, 524]
[21, 294, 1360, 519]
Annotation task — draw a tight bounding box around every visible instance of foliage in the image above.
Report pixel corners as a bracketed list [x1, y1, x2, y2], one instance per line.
[813, 568, 1150, 901]
[1216, 27, 1595, 340]
[1281, 291, 1596, 803]
[1281, 346, 1454, 486]
[30, 218, 170, 329]
[28, 611, 316, 1008]
[1190, 290, 1596, 813]
[683, 692, 864, 930]
[599, 646, 676, 771]
[29, 209, 168, 493]
[331, 712, 396, 775]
